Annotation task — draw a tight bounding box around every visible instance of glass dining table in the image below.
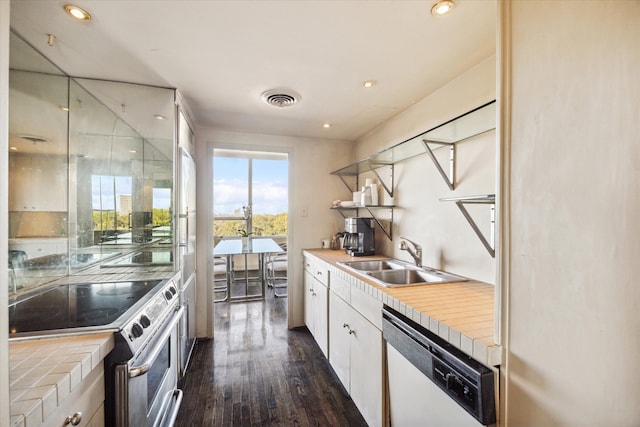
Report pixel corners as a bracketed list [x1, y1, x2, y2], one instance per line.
[213, 237, 283, 302]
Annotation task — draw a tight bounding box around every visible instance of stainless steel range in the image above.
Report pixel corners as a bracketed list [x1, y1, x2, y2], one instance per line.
[9, 277, 184, 427]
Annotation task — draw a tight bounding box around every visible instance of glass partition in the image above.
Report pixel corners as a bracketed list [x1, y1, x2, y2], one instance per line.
[8, 31, 175, 295]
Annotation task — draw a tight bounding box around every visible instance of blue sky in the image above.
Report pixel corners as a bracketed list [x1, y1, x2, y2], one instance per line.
[92, 175, 172, 210]
[213, 156, 288, 215]
[90, 154, 288, 215]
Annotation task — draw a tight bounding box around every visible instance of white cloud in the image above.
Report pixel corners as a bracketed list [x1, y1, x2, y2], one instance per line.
[213, 178, 287, 214]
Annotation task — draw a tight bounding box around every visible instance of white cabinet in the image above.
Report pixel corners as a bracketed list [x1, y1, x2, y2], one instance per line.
[48, 364, 105, 427]
[303, 255, 329, 357]
[329, 274, 384, 427]
[328, 292, 353, 389]
[9, 155, 67, 211]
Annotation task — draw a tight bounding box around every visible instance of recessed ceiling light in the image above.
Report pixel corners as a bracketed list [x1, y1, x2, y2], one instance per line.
[431, 0, 455, 16]
[64, 5, 92, 21]
[323, 123, 331, 129]
[153, 114, 166, 120]
[9, 146, 17, 151]
[129, 150, 137, 154]
[362, 80, 377, 88]
[59, 105, 70, 112]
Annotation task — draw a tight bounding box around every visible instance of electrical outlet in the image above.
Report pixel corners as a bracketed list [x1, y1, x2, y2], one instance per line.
[301, 207, 308, 217]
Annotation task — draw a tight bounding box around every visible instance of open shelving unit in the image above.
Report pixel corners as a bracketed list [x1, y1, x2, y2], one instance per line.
[330, 100, 497, 249]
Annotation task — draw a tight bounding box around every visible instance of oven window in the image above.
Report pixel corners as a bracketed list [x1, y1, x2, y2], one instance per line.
[147, 340, 170, 409]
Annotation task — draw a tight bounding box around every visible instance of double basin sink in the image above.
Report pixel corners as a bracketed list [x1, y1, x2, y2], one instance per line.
[337, 259, 468, 288]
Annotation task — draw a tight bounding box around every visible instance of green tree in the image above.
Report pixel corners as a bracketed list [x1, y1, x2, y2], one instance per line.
[153, 208, 171, 226]
[212, 213, 288, 238]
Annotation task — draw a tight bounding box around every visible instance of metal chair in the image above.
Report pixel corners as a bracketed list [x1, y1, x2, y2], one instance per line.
[213, 256, 228, 302]
[266, 243, 287, 298]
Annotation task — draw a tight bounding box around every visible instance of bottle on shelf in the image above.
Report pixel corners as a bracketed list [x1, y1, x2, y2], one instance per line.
[360, 185, 372, 206]
[363, 178, 378, 206]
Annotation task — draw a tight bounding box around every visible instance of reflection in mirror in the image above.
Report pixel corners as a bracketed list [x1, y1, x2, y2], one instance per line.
[8, 32, 70, 292]
[68, 78, 174, 266]
[8, 31, 175, 296]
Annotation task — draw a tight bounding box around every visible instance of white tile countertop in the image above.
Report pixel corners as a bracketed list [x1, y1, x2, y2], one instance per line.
[9, 333, 114, 427]
[304, 249, 501, 366]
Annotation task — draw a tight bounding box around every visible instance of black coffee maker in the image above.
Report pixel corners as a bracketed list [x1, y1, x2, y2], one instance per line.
[343, 217, 375, 256]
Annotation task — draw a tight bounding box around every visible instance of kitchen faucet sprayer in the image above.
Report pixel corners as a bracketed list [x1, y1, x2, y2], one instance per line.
[399, 237, 422, 267]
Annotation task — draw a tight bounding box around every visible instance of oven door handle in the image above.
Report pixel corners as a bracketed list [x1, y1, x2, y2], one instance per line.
[129, 306, 184, 378]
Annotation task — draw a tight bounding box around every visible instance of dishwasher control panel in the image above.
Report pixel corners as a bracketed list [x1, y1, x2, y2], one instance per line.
[432, 358, 478, 414]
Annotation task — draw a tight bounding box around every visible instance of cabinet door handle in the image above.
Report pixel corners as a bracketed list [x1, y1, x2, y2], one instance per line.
[64, 412, 82, 426]
[316, 270, 322, 276]
[342, 323, 355, 335]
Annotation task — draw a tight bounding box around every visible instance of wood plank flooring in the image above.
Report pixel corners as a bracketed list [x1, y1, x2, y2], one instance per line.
[175, 286, 368, 426]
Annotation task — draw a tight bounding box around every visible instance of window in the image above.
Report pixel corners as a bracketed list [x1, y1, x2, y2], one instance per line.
[213, 149, 288, 238]
[91, 175, 133, 232]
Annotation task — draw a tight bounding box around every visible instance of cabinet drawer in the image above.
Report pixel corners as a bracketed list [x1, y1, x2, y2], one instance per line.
[303, 255, 315, 273]
[303, 253, 329, 287]
[313, 266, 329, 287]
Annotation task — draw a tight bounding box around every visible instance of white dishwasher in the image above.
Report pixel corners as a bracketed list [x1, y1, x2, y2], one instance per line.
[382, 306, 496, 426]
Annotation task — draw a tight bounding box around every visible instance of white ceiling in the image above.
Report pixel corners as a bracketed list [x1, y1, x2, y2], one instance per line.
[9, 0, 496, 142]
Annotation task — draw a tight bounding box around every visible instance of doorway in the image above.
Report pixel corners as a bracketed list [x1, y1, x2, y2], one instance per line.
[211, 148, 289, 328]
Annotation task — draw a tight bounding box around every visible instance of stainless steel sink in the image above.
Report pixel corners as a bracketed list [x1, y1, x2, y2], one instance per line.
[367, 268, 467, 286]
[338, 258, 468, 287]
[339, 260, 406, 271]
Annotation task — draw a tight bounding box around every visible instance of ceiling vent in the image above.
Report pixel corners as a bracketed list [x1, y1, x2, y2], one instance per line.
[19, 135, 49, 144]
[261, 89, 301, 108]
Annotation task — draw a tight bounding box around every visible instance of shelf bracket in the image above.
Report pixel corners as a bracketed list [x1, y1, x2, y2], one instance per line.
[364, 207, 393, 240]
[453, 201, 495, 258]
[337, 175, 357, 194]
[366, 161, 394, 198]
[423, 140, 455, 190]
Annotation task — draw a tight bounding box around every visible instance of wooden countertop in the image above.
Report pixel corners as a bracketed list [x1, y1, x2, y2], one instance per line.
[304, 249, 501, 366]
[9, 333, 114, 427]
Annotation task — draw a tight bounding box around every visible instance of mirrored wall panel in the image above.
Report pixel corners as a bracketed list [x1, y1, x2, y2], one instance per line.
[8, 32, 175, 295]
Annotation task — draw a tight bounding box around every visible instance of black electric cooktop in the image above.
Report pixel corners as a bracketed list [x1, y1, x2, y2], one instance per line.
[9, 280, 162, 335]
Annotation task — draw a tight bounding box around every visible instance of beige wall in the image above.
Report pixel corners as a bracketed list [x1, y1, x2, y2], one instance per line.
[354, 55, 497, 284]
[0, 1, 10, 424]
[503, 1, 640, 425]
[194, 128, 353, 334]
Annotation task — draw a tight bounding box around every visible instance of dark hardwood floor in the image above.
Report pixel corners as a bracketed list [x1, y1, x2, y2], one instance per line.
[175, 284, 368, 426]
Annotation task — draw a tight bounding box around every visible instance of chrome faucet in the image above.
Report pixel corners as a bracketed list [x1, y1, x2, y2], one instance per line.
[399, 237, 422, 267]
